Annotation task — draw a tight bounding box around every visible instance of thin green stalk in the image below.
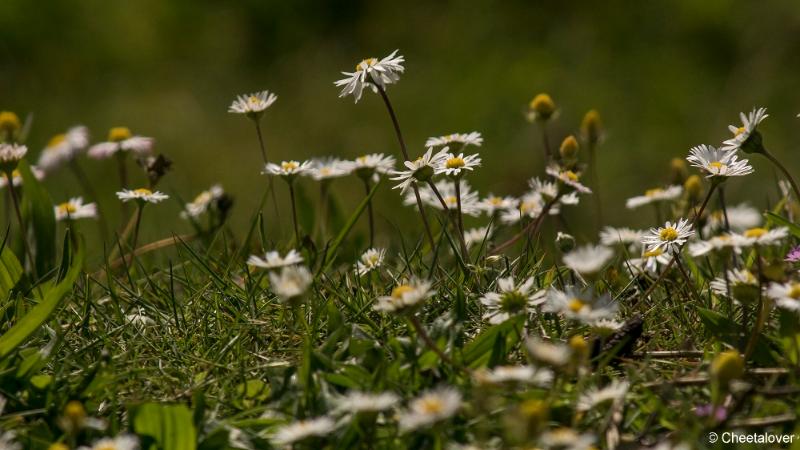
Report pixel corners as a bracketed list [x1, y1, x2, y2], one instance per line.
[4, 171, 35, 276]
[287, 181, 300, 244]
[363, 178, 375, 247]
[762, 148, 800, 202]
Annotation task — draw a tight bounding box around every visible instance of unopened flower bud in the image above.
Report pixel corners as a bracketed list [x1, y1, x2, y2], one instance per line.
[559, 135, 579, 161]
[710, 350, 744, 386]
[684, 175, 703, 202]
[0, 111, 21, 141]
[556, 232, 576, 253]
[580, 109, 603, 146]
[519, 399, 549, 431]
[670, 158, 689, 185]
[527, 93, 556, 122]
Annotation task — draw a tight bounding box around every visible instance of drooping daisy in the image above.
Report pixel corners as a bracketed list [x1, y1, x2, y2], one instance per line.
[355, 248, 386, 276]
[767, 282, 800, 313]
[477, 194, 517, 216]
[332, 391, 399, 415]
[87, 127, 154, 159]
[474, 365, 553, 387]
[731, 226, 788, 247]
[390, 147, 447, 193]
[268, 266, 313, 302]
[116, 188, 169, 204]
[545, 164, 592, 194]
[500, 192, 549, 224]
[54, 197, 97, 221]
[710, 269, 760, 302]
[308, 158, 354, 181]
[544, 289, 618, 324]
[181, 185, 225, 219]
[625, 185, 683, 209]
[641, 218, 694, 254]
[702, 203, 762, 235]
[271, 416, 336, 447]
[79, 435, 138, 450]
[435, 152, 481, 177]
[625, 247, 672, 274]
[248, 250, 304, 270]
[722, 107, 768, 153]
[425, 132, 483, 149]
[599, 227, 645, 247]
[686, 144, 753, 178]
[687, 234, 737, 257]
[335, 50, 405, 103]
[576, 380, 629, 411]
[0, 143, 27, 173]
[398, 387, 461, 432]
[37, 126, 89, 172]
[464, 226, 492, 248]
[525, 338, 572, 367]
[0, 166, 45, 189]
[352, 153, 396, 178]
[562, 245, 614, 277]
[228, 90, 278, 119]
[479, 276, 546, 324]
[263, 160, 312, 179]
[374, 278, 434, 314]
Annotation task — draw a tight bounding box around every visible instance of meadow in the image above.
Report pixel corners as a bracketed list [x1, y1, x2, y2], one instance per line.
[2, 44, 800, 450]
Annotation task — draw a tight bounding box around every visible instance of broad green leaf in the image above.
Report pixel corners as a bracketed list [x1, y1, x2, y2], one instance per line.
[0, 246, 23, 296]
[132, 403, 197, 450]
[18, 160, 56, 275]
[463, 315, 524, 368]
[765, 211, 800, 238]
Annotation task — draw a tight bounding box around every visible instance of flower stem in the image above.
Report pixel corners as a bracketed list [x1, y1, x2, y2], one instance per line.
[454, 179, 469, 259]
[491, 195, 561, 254]
[126, 204, 144, 267]
[4, 171, 35, 277]
[288, 181, 300, 244]
[409, 315, 470, 374]
[588, 142, 603, 228]
[254, 121, 282, 232]
[69, 159, 109, 243]
[744, 246, 766, 359]
[538, 122, 552, 161]
[762, 148, 800, 203]
[362, 178, 375, 247]
[116, 151, 129, 218]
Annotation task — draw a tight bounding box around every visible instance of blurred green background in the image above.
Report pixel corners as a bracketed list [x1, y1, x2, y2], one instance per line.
[3, 0, 800, 248]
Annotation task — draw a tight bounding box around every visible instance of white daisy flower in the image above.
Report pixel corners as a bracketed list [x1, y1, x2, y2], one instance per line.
[500, 192, 552, 224]
[398, 387, 461, 432]
[263, 160, 312, 179]
[528, 177, 561, 202]
[374, 278, 434, 313]
[125, 309, 156, 328]
[79, 435, 138, 450]
[181, 185, 225, 219]
[722, 107, 768, 153]
[562, 245, 614, 277]
[268, 266, 313, 302]
[37, 126, 89, 172]
[0, 166, 45, 189]
[271, 416, 336, 447]
[591, 318, 623, 332]
[355, 248, 386, 276]
[577, 380, 629, 411]
[353, 153, 396, 177]
[642, 218, 694, 254]
[545, 164, 592, 194]
[0, 143, 27, 172]
[464, 226, 492, 248]
[407, 179, 481, 216]
[308, 158, 354, 181]
[435, 152, 481, 177]
[538, 428, 596, 450]
[479, 276, 546, 324]
[625, 185, 683, 209]
[116, 188, 169, 204]
[248, 250, 304, 270]
[526, 338, 572, 367]
[731, 226, 788, 247]
[474, 365, 553, 387]
[599, 227, 646, 247]
[626, 247, 672, 274]
[477, 194, 517, 215]
[54, 197, 97, 221]
[332, 391, 399, 415]
[335, 50, 405, 103]
[88, 127, 153, 159]
[710, 269, 760, 301]
[425, 132, 483, 149]
[228, 90, 277, 118]
[686, 144, 753, 178]
[767, 282, 800, 313]
[0, 431, 20, 450]
[687, 234, 738, 257]
[544, 289, 618, 324]
[703, 204, 762, 235]
[390, 147, 447, 193]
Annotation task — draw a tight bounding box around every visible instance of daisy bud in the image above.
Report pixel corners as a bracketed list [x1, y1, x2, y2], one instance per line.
[527, 93, 556, 122]
[559, 135, 579, 161]
[580, 109, 603, 146]
[670, 157, 688, 185]
[108, 126, 132, 142]
[684, 175, 703, 203]
[518, 399, 549, 432]
[556, 232, 576, 253]
[569, 335, 589, 360]
[61, 400, 87, 432]
[710, 350, 744, 386]
[0, 111, 21, 141]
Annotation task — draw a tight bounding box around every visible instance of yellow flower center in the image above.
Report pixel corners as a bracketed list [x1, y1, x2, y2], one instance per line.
[134, 188, 153, 196]
[446, 195, 458, 205]
[446, 157, 465, 169]
[734, 126, 746, 136]
[320, 167, 331, 175]
[489, 196, 502, 205]
[57, 203, 77, 214]
[659, 227, 679, 241]
[48, 133, 66, 147]
[356, 57, 378, 71]
[248, 95, 260, 103]
[789, 284, 800, 299]
[643, 248, 663, 258]
[357, 155, 368, 163]
[108, 126, 132, 142]
[419, 397, 444, 414]
[563, 170, 579, 182]
[645, 188, 663, 197]
[743, 227, 767, 238]
[64, 401, 86, 421]
[391, 284, 414, 299]
[0, 111, 21, 131]
[95, 444, 116, 450]
[529, 93, 555, 116]
[281, 161, 298, 171]
[48, 443, 70, 450]
[709, 161, 726, 171]
[568, 298, 585, 313]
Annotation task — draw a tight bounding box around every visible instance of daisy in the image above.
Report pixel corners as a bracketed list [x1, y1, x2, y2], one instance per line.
[87, 127, 154, 159]
[731, 226, 788, 247]
[425, 132, 483, 149]
[0, 143, 27, 173]
[181, 185, 225, 219]
[374, 278, 434, 314]
[398, 387, 461, 432]
[332, 391, 399, 415]
[308, 158, 354, 181]
[271, 417, 336, 447]
[562, 245, 614, 277]
[474, 365, 553, 387]
[464, 226, 492, 248]
[500, 192, 553, 224]
[263, 160, 312, 179]
[390, 147, 447, 193]
[335, 50, 405, 103]
[37, 126, 89, 172]
[352, 153, 396, 178]
[228, 90, 277, 119]
[479, 276, 546, 324]
[248, 250, 304, 270]
[703, 203, 762, 235]
[0, 166, 45, 189]
[526, 338, 572, 367]
[625, 185, 683, 209]
[529, 177, 560, 201]
[79, 435, 138, 450]
[54, 197, 97, 221]
[268, 266, 313, 302]
[641, 218, 694, 254]
[538, 428, 596, 450]
[687, 234, 737, 257]
[599, 227, 645, 247]
[355, 248, 386, 276]
[686, 144, 753, 178]
[722, 107, 768, 153]
[544, 289, 618, 324]
[767, 282, 800, 312]
[545, 164, 592, 194]
[576, 380, 629, 411]
[710, 269, 760, 302]
[435, 151, 481, 177]
[477, 194, 517, 216]
[626, 247, 672, 274]
[116, 188, 169, 204]
[409, 179, 481, 216]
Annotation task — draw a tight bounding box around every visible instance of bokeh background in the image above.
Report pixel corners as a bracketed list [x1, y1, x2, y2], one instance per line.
[3, 0, 800, 248]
